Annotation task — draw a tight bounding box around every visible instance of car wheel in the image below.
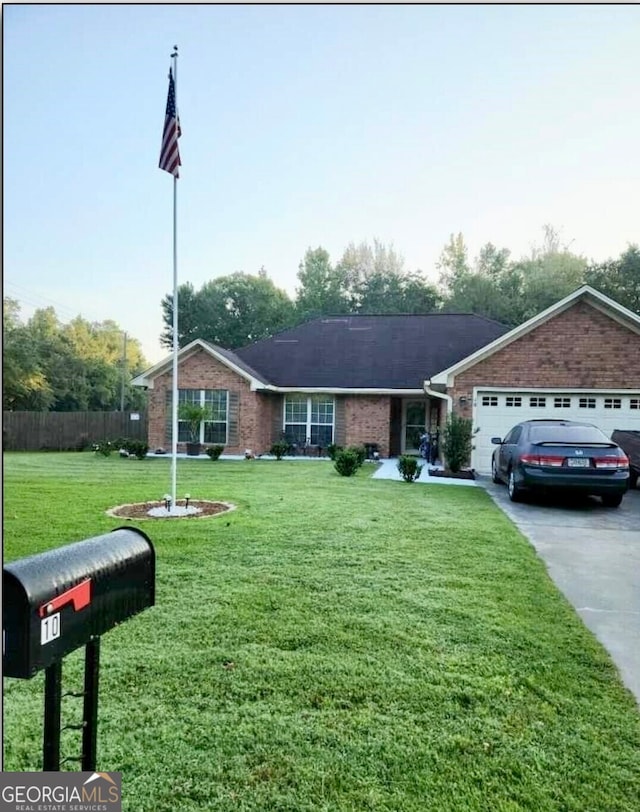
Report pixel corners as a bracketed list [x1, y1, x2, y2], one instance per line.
[602, 493, 623, 508]
[491, 458, 501, 484]
[507, 470, 523, 502]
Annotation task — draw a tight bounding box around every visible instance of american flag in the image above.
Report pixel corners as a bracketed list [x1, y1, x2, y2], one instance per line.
[159, 68, 181, 177]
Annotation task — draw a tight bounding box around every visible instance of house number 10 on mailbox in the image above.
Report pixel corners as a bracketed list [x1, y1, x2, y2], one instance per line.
[39, 578, 92, 645]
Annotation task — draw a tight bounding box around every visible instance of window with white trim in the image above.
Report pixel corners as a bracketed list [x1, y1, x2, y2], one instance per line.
[506, 396, 522, 407]
[554, 397, 571, 408]
[481, 395, 498, 407]
[177, 389, 228, 444]
[284, 394, 334, 446]
[631, 398, 640, 410]
[579, 397, 596, 409]
[604, 398, 622, 409]
[529, 397, 546, 407]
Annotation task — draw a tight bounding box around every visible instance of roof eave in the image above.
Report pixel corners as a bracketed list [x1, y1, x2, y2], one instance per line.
[256, 386, 426, 395]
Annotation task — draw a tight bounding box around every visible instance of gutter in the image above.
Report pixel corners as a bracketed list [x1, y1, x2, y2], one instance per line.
[423, 379, 452, 414]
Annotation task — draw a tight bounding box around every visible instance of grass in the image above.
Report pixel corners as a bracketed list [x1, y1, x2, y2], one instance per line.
[3, 452, 640, 811]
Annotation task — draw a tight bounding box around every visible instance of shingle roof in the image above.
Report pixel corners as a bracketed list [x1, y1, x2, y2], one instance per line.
[234, 314, 509, 389]
[203, 343, 269, 384]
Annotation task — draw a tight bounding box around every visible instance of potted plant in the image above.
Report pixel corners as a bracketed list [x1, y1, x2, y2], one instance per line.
[178, 403, 212, 456]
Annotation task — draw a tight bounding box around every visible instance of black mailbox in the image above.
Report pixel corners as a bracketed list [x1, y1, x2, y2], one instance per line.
[3, 527, 155, 679]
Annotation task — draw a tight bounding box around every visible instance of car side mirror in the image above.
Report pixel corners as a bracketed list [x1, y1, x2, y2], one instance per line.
[491, 437, 502, 445]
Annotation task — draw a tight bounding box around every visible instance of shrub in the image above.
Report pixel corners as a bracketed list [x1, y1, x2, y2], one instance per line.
[93, 440, 113, 457]
[441, 413, 473, 473]
[127, 440, 149, 459]
[346, 445, 366, 467]
[397, 455, 422, 483]
[270, 441, 290, 461]
[326, 443, 343, 461]
[334, 449, 360, 477]
[205, 445, 224, 460]
[115, 438, 149, 459]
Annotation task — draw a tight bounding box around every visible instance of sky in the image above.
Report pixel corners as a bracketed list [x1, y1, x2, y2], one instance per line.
[4, 4, 639, 365]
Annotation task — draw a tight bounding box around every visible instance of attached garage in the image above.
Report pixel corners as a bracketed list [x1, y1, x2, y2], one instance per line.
[473, 389, 640, 474]
[427, 286, 640, 474]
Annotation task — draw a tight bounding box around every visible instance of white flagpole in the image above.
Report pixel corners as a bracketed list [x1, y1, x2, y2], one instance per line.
[170, 45, 179, 512]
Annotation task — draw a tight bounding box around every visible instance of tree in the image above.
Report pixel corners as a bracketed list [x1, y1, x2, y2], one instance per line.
[438, 237, 520, 323]
[333, 240, 440, 314]
[2, 299, 53, 410]
[335, 240, 406, 310]
[295, 247, 350, 320]
[161, 270, 297, 350]
[437, 227, 588, 326]
[584, 244, 640, 314]
[3, 300, 148, 411]
[160, 282, 205, 349]
[436, 233, 472, 296]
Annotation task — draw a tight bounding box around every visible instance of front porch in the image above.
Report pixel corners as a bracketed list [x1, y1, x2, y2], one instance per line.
[389, 395, 443, 458]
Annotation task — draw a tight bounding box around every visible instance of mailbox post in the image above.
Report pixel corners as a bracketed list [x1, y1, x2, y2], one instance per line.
[3, 527, 155, 771]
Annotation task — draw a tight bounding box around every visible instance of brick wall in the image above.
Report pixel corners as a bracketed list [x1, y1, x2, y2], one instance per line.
[450, 301, 640, 419]
[148, 350, 396, 456]
[147, 348, 275, 454]
[344, 395, 391, 457]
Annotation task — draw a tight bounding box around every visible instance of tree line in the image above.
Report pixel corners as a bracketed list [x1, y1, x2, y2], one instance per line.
[3, 301, 148, 412]
[161, 228, 640, 351]
[5, 227, 637, 412]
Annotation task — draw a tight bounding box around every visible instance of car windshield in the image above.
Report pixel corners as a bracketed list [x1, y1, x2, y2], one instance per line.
[529, 425, 612, 445]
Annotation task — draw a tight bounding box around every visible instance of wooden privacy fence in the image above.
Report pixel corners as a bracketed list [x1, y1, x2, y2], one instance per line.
[3, 411, 148, 452]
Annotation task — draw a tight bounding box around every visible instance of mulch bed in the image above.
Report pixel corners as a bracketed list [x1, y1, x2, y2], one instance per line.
[107, 500, 235, 520]
[428, 469, 476, 480]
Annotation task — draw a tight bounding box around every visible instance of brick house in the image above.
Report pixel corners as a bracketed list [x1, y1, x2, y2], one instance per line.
[132, 286, 640, 473]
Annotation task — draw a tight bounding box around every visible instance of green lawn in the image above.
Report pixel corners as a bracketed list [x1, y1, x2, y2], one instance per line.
[3, 453, 639, 811]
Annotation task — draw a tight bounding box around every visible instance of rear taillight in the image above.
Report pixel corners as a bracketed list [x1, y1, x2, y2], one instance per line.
[594, 455, 629, 469]
[520, 454, 564, 467]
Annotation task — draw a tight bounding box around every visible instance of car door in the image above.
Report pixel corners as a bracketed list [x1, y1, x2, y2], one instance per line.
[498, 425, 522, 476]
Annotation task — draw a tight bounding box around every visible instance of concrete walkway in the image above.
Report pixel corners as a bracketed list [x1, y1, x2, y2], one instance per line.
[371, 458, 478, 487]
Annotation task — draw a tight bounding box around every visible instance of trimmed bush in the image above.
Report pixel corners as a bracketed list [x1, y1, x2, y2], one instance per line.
[326, 443, 343, 461]
[205, 445, 224, 460]
[270, 441, 290, 460]
[93, 440, 113, 457]
[397, 455, 422, 483]
[130, 441, 148, 459]
[334, 449, 361, 477]
[115, 438, 149, 459]
[346, 445, 366, 467]
[441, 413, 473, 473]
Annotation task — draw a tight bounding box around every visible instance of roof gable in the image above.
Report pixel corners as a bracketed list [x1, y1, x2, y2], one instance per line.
[130, 339, 270, 389]
[429, 285, 640, 387]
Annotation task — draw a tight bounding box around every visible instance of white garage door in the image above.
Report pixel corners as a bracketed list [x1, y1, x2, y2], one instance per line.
[473, 390, 640, 474]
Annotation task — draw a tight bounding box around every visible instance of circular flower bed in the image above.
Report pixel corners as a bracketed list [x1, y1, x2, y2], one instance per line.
[106, 500, 236, 520]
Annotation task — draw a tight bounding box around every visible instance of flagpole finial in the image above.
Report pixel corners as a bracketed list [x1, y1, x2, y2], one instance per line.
[171, 45, 178, 57]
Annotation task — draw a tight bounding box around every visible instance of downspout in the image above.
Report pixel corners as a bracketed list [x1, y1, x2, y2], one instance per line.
[423, 379, 452, 413]
[423, 379, 453, 467]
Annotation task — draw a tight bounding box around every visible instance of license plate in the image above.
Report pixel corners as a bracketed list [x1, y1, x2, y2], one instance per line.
[567, 458, 590, 467]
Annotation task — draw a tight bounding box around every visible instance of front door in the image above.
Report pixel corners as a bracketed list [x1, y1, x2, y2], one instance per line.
[403, 400, 427, 454]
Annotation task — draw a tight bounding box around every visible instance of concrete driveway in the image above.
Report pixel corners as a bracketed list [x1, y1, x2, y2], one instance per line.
[482, 479, 640, 704]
